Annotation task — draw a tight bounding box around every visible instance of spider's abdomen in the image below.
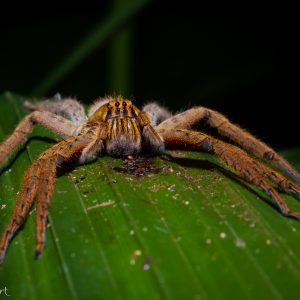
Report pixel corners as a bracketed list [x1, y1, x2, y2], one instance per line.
[105, 117, 142, 156]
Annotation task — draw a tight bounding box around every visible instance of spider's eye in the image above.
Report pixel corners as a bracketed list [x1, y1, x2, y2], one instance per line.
[122, 101, 127, 107]
[115, 102, 120, 107]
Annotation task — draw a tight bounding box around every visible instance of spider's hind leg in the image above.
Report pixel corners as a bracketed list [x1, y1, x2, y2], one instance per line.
[0, 111, 77, 167]
[24, 97, 87, 126]
[142, 102, 172, 126]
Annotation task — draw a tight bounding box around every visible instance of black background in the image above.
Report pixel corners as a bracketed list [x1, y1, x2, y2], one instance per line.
[0, 2, 298, 148]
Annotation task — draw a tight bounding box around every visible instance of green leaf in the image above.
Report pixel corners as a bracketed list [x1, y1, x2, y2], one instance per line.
[1, 92, 300, 300]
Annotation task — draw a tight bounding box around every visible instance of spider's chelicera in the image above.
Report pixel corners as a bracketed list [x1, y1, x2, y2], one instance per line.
[0, 96, 300, 263]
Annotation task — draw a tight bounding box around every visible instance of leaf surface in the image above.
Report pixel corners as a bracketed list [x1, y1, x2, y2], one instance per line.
[1, 93, 300, 300]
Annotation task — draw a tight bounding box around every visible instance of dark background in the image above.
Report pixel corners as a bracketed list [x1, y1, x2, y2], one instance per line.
[0, 2, 298, 148]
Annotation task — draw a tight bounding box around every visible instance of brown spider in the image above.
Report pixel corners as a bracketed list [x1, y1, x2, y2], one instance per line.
[0, 95, 300, 263]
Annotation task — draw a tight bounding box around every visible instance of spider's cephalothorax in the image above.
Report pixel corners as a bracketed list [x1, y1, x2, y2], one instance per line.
[1, 95, 300, 263]
[87, 97, 164, 157]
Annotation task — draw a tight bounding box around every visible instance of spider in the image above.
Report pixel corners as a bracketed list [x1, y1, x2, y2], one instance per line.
[0, 95, 300, 263]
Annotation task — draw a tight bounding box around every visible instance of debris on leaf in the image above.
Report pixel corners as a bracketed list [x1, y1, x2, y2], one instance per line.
[113, 157, 161, 177]
[142, 257, 152, 271]
[86, 200, 115, 211]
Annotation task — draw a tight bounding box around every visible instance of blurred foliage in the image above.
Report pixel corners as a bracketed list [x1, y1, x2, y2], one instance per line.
[0, 2, 298, 147]
[31, 0, 149, 97]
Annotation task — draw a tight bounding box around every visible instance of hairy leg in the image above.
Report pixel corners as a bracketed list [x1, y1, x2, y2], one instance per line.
[77, 121, 107, 164]
[157, 107, 300, 183]
[0, 161, 41, 262]
[35, 123, 107, 255]
[24, 97, 87, 126]
[0, 111, 77, 166]
[250, 159, 300, 199]
[35, 157, 56, 256]
[138, 111, 165, 154]
[0, 122, 107, 262]
[159, 128, 300, 219]
[87, 96, 113, 117]
[142, 102, 172, 126]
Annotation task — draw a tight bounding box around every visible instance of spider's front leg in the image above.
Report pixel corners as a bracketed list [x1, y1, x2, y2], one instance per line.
[0, 122, 107, 262]
[157, 106, 300, 183]
[159, 128, 300, 220]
